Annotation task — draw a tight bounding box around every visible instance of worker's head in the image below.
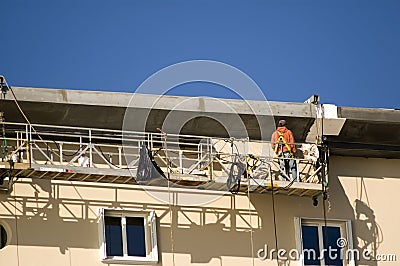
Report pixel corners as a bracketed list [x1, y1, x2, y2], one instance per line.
[278, 119, 287, 127]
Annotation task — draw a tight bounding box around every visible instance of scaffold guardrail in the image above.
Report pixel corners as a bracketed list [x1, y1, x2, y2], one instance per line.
[0, 122, 327, 196]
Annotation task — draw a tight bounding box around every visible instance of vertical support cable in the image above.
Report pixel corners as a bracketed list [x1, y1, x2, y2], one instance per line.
[321, 104, 329, 262]
[163, 130, 175, 266]
[245, 137, 255, 266]
[13, 181, 20, 266]
[247, 178, 255, 266]
[270, 174, 279, 265]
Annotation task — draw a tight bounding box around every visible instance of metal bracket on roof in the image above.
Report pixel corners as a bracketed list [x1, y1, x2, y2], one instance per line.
[0, 75, 8, 99]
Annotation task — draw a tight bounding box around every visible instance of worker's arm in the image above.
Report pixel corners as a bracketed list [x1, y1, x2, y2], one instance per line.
[271, 132, 276, 149]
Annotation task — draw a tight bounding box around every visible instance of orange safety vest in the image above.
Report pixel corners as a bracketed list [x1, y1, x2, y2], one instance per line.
[274, 132, 293, 156]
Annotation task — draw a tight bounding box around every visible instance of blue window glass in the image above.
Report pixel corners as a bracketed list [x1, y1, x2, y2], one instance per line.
[126, 217, 146, 257]
[105, 216, 123, 257]
[302, 225, 321, 265]
[322, 226, 343, 266]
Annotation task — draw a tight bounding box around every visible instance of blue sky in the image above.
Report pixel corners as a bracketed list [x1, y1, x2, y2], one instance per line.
[1, 0, 399, 109]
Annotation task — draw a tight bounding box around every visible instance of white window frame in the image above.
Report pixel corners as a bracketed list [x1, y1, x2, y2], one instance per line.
[294, 217, 355, 266]
[98, 209, 158, 264]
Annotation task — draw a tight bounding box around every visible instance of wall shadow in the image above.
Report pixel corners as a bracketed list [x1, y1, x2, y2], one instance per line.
[323, 156, 397, 266]
[0, 155, 395, 265]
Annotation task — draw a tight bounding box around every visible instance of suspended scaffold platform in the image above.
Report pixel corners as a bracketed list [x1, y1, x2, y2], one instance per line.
[0, 122, 328, 197]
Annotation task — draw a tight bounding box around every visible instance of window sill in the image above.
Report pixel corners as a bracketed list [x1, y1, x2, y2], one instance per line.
[102, 257, 158, 265]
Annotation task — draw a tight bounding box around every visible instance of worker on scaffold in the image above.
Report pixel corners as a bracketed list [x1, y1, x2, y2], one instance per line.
[271, 120, 298, 181]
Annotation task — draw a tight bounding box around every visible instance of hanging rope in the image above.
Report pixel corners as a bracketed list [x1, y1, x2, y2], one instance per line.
[161, 131, 176, 266]
[270, 171, 279, 265]
[13, 178, 21, 266]
[246, 170, 255, 266]
[168, 180, 176, 266]
[320, 104, 330, 256]
[227, 158, 245, 194]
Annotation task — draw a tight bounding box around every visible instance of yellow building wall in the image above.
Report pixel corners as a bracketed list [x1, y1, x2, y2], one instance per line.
[0, 156, 399, 266]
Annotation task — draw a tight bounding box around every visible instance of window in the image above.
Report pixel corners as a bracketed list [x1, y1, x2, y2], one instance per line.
[295, 218, 354, 266]
[0, 224, 7, 249]
[99, 209, 158, 264]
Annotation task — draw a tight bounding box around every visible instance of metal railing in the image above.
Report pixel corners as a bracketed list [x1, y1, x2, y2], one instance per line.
[0, 122, 327, 186]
